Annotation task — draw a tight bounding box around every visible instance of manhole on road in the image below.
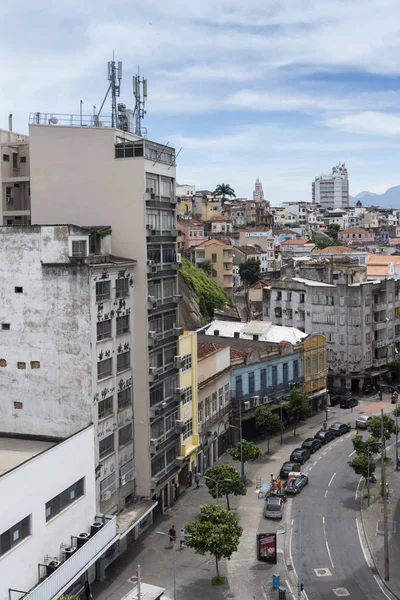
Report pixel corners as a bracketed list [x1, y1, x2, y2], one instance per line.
[333, 588, 350, 597]
[314, 568, 332, 577]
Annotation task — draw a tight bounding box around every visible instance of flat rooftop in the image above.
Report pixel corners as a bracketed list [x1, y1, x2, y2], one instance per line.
[0, 437, 56, 476]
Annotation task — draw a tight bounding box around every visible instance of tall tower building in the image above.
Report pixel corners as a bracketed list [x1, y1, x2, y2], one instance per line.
[312, 162, 349, 210]
[253, 177, 264, 200]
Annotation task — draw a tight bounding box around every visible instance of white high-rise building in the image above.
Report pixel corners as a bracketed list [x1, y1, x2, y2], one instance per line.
[312, 162, 349, 210]
[253, 177, 264, 200]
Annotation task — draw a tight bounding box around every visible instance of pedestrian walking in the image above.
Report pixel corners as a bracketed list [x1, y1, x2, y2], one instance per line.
[378, 390, 382, 401]
[84, 581, 92, 600]
[195, 471, 201, 488]
[169, 525, 176, 547]
[179, 528, 186, 549]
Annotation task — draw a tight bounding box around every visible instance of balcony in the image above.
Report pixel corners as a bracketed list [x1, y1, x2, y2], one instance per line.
[373, 357, 388, 368]
[374, 302, 387, 312]
[372, 339, 389, 349]
[373, 320, 387, 330]
[24, 515, 117, 600]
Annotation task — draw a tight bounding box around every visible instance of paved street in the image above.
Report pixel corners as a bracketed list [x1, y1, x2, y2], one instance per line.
[92, 395, 399, 600]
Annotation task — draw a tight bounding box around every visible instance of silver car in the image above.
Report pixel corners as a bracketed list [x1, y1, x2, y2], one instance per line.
[264, 495, 284, 519]
[355, 414, 372, 429]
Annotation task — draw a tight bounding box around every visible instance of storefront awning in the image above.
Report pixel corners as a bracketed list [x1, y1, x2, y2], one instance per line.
[117, 500, 158, 539]
[308, 388, 327, 399]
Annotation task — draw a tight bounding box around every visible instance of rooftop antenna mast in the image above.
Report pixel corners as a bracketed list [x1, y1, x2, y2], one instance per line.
[133, 66, 147, 137]
[97, 54, 122, 128]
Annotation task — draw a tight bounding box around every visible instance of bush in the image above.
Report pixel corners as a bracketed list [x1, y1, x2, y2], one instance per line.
[179, 258, 232, 319]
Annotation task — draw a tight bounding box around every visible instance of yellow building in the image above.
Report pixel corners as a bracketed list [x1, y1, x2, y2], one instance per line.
[303, 333, 328, 412]
[193, 239, 233, 293]
[177, 195, 193, 218]
[177, 331, 200, 487]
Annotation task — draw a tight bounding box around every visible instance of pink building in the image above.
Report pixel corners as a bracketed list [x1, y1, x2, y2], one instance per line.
[177, 219, 205, 249]
[338, 227, 374, 243]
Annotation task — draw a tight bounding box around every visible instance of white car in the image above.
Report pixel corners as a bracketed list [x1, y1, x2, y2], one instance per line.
[264, 495, 284, 519]
[355, 414, 372, 429]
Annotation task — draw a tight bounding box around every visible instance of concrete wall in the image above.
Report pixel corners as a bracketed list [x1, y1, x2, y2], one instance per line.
[0, 427, 96, 599]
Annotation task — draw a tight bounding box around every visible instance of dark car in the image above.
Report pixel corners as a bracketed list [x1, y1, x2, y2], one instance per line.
[329, 394, 343, 406]
[329, 422, 350, 437]
[314, 429, 335, 444]
[289, 448, 311, 465]
[301, 438, 322, 453]
[340, 397, 359, 409]
[279, 461, 302, 479]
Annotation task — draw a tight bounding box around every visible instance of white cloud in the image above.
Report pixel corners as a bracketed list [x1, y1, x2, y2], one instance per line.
[323, 112, 400, 136]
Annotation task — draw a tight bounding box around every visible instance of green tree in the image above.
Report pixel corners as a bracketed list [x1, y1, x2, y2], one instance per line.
[60, 596, 81, 600]
[239, 259, 262, 286]
[327, 223, 341, 240]
[199, 259, 213, 276]
[229, 439, 261, 474]
[352, 434, 381, 456]
[212, 183, 236, 209]
[287, 389, 311, 435]
[255, 406, 283, 451]
[204, 464, 246, 510]
[388, 358, 400, 380]
[185, 504, 243, 579]
[348, 453, 376, 480]
[366, 414, 398, 441]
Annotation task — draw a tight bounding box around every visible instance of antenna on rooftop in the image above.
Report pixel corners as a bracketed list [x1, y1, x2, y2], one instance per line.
[133, 66, 147, 137]
[97, 55, 122, 128]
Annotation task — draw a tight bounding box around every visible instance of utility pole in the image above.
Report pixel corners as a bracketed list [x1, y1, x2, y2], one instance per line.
[297, 511, 302, 600]
[381, 409, 390, 581]
[395, 388, 399, 471]
[239, 399, 244, 478]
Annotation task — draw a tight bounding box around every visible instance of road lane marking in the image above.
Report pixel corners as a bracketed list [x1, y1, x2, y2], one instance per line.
[324, 490, 328, 498]
[322, 516, 335, 569]
[373, 574, 394, 600]
[328, 473, 336, 487]
[348, 450, 356, 457]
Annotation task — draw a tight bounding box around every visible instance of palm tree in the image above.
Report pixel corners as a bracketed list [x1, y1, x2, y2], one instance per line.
[213, 183, 236, 209]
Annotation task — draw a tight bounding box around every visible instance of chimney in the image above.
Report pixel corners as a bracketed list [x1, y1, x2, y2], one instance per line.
[8, 114, 12, 131]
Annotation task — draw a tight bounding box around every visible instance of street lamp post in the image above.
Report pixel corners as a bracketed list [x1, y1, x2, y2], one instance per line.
[280, 400, 284, 445]
[156, 530, 192, 600]
[239, 399, 244, 478]
[366, 440, 380, 507]
[204, 476, 232, 504]
[395, 389, 399, 471]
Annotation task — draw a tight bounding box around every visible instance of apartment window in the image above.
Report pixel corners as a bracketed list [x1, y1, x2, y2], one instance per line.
[212, 392, 217, 413]
[283, 363, 288, 384]
[12, 153, 18, 169]
[116, 278, 129, 298]
[162, 245, 175, 263]
[163, 279, 175, 298]
[211, 269, 217, 277]
[293, 360, 299, 379]
[2, 324, 10, 331]
[150, 384, 163, 407]
[116, 315, 130, 335]
[365, 314, 371, 325]
[271, 365, 278, 387]
[99, 434, 115, 459]
[118, 387, 132, 410]
[96, 281, 111, 301]
[211, 253, 217, 263]
[248, 372, 255, 394]
[71, 240, 87, 257]
[205, 397, 210, 418]
[286, 292, 292, 301]
[119, 423, 133, 447]
[165, 410, 178, 432]
[17, 362, 26, 369]
[97, 319, 112, 341]
[183, 418, 193, 440]
[98, 396, 113, 420]
[306, 358, 310, 377]
[181, 354, 192, 372]
[2, 154, 9, 162]
[236, 375, 243, 397]
[260, 369, 266, 391]
[98, 358, 112, 380]
[151, 456, 165, 477]
[366, 332, 371, 343]
[340, 335, 345, 345]
[20, 156, 26, 163]
[198, 404, 203, 424]
[166, 443, 179, 465]
[0, 516, 31, 556]
[100, 473, 117, 496]
[0, 359, 7, 367]
[182, 387, 193, 405]
[219, 387, 223, 409]
[117, 351, 131, 373]
[224, 383, 230, 404]
[164, 312, 175, 331]
[299, 293, 305, 303]
[45, 478, 84, 522]
[312, 356, 317, 373]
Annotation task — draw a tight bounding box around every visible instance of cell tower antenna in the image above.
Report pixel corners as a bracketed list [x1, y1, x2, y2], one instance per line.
[97, 55, 122, 128]
[132, 65, 147, 137]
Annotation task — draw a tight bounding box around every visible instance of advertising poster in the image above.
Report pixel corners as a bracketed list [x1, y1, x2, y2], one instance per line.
[257, 533, 277, 564]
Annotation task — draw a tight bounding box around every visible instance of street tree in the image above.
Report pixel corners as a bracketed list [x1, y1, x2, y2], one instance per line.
[212, 183, 236, 209]
[185, 504, 243, 580]
[204, 464, 246, 510]
[352, 434, 381, 456]
[199, 259, 213, 276]
[348, 453, 376, 480]
[255, 406, 283, 451]
[327, 223, 341, 240]
[229, 439, 261, 474]
[287, 389, 311, 435]
[388, 358, 400, 380]
[239, 259, 262, 286]
[366, 414, 398, 442]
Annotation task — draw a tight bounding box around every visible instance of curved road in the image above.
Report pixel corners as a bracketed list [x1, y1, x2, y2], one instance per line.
[288, 429, 391, 599]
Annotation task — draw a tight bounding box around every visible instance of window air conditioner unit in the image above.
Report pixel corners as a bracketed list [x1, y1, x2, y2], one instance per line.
[175, 420, 184, 432]
[146, 188, 154, 193]
[243, 401, 251, 410]
[148, 331, 157, 339]
[151, 193, 156, 200]
[175, 387, 183, 396]
[150, 439, 159, 454]
[174, 356, 182, 368]
[170, 197, 177, 205]
[147, 260, 155, 266]
[149, 366, 158, 375]
[175, 253, 182, 264]
[252, 396, 260, 406]
[262, 396, 269, 404]
[101, 490, 112, 502]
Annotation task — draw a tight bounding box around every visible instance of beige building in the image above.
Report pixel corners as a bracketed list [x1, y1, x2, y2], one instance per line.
[0, 128, 30, 226]
[193, 238, 233, 293]
[28, 118, 181, 512]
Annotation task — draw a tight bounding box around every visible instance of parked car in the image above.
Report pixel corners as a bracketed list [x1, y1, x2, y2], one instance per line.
[283, 472, 309, 494]
[329, 394, 343, 406]
[340, 397, 359, 409]
[301, 438, 322, 453]
[279, 461, 302, 479]
[264, 495, 284, 519]
[290, 448, 311, 465]
[329, 422, 350, 437]
[355, 414, 372, 429]
[314, 429, 335, 444]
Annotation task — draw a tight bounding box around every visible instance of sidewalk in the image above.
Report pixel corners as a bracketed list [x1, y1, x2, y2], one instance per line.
[360, 441, 400, 600]
[91, 405, 365, 600]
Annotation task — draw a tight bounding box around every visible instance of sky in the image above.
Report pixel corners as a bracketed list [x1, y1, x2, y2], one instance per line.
[2, 0, 400, 203]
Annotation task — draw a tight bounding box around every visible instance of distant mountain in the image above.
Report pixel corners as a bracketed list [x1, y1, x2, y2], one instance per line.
[350, 186, 400, 208]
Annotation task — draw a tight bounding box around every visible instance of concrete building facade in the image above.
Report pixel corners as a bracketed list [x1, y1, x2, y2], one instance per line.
[0, 128, 30, 226]
[312, 167, 349, 210]
[192, 238, 233, 293]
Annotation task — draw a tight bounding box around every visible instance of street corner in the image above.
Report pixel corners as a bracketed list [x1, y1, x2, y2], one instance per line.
[361, 400, 392, 414]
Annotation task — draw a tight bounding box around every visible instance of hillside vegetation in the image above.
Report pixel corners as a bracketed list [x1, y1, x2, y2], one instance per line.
[179, 258, 232, 321]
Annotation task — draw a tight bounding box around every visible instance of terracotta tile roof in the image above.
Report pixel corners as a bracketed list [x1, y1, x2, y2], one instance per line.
[367, 266, 389, 276]
[237, 227, 272, 232]
[237, 245, 261, 255]
[339, 227, 370, 234]
[313, 245, 356, 253]
[281, 239, 311, 245]
[230, 347, 252, 361]
[197, 238, 231, 248]
[197, 342, 224, 360]
[250, 279, 270, 289]
[367, 254, 400, 265]
[272, 228, 297, 235]
[208, 216, 232, 222]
